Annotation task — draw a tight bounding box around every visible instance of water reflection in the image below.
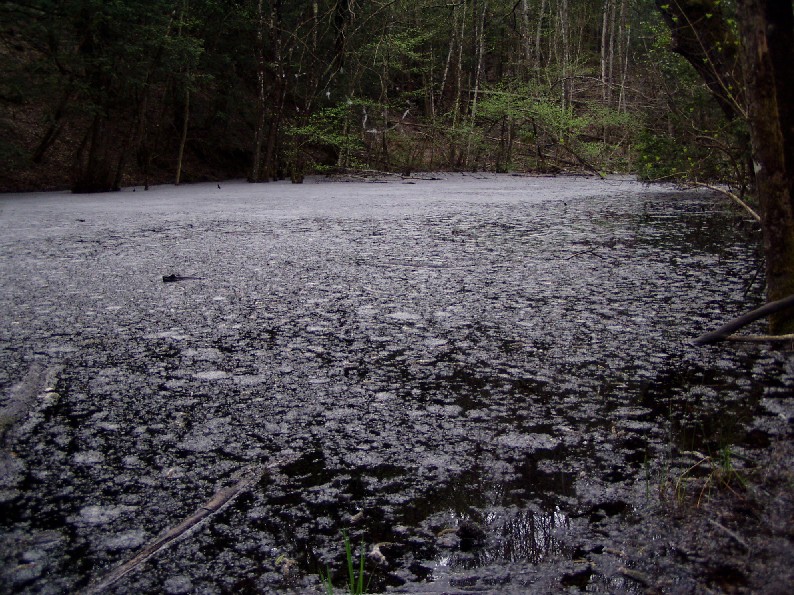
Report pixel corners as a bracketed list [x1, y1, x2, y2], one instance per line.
[485, 505, 569, 564]
[430, 505, 570, 579]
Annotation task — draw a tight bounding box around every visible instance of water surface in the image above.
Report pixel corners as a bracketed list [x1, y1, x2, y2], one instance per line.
[0, 174, 790, 593]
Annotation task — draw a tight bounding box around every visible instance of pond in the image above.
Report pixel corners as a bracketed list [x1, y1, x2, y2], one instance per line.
[0, 174, 791, 593]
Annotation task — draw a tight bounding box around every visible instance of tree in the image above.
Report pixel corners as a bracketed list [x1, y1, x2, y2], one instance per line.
[67, 1, 180, 193]
[654, 0, 744, 121]
[657, 0, 794, 333]
[0, 0, 744, 190]
[736, 0, 794, 332]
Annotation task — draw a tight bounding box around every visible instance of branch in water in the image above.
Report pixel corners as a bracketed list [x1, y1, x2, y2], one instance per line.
[83, 464, 270, 594]
[693, 294, 794, 345]
[688, 181, 761, 223]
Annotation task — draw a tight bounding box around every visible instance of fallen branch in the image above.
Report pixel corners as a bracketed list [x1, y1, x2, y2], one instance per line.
[707, 518, 750, 551]
[724, 333, 794, 343]
[564, 248, 606, 260]
[688, 181, 761, 223]
[543, 131, 606, 179]
[83, 464, 267, 594]
[618, 566, 653, 587]
[693, 294, 794, 345]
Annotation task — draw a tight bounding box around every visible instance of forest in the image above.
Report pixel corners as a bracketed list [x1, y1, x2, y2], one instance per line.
[0, 0, 748, 193]
[2, 1, 793, 333]
[2, 4, 794, 592]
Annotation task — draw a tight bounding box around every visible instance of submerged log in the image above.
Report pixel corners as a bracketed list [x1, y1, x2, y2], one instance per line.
[693, 294, 794, 345]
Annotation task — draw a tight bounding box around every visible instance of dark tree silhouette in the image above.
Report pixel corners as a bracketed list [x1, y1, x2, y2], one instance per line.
[737, 0, 794, 332]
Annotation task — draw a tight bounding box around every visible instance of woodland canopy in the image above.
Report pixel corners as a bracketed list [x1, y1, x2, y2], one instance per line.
[0, 0, 750, 192]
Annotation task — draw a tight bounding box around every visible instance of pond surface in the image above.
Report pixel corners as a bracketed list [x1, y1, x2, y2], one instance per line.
[0, 174, 791, 593]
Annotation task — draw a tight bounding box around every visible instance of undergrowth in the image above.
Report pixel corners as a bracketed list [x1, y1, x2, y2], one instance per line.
[318, 530, 368, 594]
[659, 445, 747, 508]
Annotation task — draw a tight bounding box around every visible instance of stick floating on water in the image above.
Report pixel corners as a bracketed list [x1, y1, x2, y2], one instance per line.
[83, 464, 267, 594]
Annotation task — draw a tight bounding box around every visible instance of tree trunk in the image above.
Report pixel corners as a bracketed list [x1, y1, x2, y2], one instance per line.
[466, 0, 487, 168]
[607, 0, 616, 105]
[559, 0, 571, 109]
[601, 0, 610, 102]
[454, 0, 466, 123]
[175, 85, 190, 185]
[520, 0, 532, 72]
[250, 0, 267, 182]
[439, 5, 457, 112]
[333, 0, 353, 72]
[175, 0, 190, 186]
[251, 0, 287, 182]
[32, 88, 73, 164]
[449, 1, 466, 166]
[535, 0, 546, 66]
[264, 1, 287, 182]
[71, 115, 116, 193]
[617, 0, 629, 114]
[737, 0, 794, 333]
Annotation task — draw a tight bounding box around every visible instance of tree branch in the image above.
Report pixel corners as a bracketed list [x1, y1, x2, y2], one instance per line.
[83, 464, 270, 594]
[693, 294, 794, 345]
[688, 181, 761, 222]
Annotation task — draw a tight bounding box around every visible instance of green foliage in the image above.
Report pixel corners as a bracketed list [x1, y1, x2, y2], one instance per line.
[367, 27, 431, 66]
[344, 531, 366, 595]
[635, 132, 692, 181]
[290, 102, 363, 152]
[635, 131, 726, 183]
[476, 89, 524, 122]
[0, 0, 754, 188]
[286, 100, 370, 173]
[635, 118, 746, 183]
[533, 101, 587, 139]
[316, 531, 368, 595]
[473, 82, 639, 173]
[632, 4, 747, 184]
[318, 566, 334, 595]
[663, 444, 747, 508]
[584, 102, 638, 131]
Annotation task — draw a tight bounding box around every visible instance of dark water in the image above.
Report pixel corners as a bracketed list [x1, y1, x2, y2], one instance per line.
[0, 175, 790, 593]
